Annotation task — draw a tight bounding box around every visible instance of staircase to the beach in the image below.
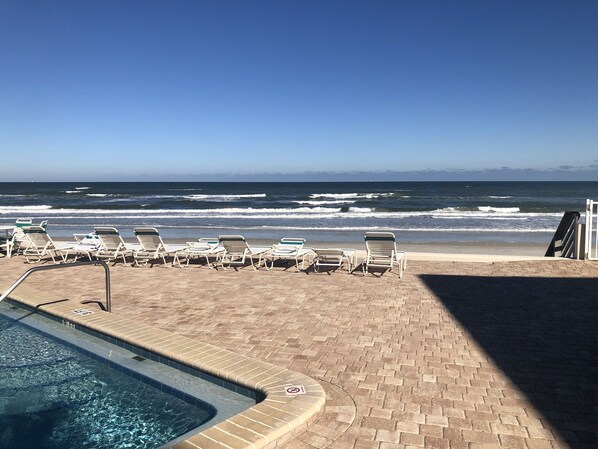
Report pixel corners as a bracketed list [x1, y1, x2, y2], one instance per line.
[545, 211, 580, 258]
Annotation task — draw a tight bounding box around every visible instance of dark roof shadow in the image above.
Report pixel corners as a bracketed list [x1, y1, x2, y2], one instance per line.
[419, 274, 598, 448]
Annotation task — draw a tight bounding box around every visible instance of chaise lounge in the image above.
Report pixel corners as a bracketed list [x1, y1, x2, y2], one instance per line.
[93, 227, 139, 265]
[21, 226, 74, 264]
[363, 231, 406, 277]
[264, 238, 313, 271]
[133, 227, 187, 267]
[218, 235, 270, 269]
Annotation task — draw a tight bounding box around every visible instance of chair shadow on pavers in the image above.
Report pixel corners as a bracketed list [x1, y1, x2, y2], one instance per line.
[420, 274, 598, 449]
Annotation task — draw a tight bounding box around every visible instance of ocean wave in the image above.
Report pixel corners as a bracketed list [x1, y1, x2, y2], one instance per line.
[348, 207, 373, 212]
[488, 195, 513, 199]
[478, 206, 520, 213]
[0, 205, 562, 220]
[293, 200, 357, 205]
[75, 186, 90, 190]
[166, 188, 203, 191]
[65, 190, 82, 194]
[184, 194, 267, 201]
[431, 206, 524, 215]
[310, 193, 359, 199]
[0, 205, 53, 212]
[309, 192, 396, 199]
[86, 194, 109, 197]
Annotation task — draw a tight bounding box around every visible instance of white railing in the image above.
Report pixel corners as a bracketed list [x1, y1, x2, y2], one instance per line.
[585, 199, 598, 260]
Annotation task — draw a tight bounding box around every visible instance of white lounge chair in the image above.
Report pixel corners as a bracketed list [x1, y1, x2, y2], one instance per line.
[5, 218, 33, 256]
[21, 226, 74, 264]
[313, 248, 357, 273]
[61, 232, 102, 262]
[133, 227, 187, 266]
[363, 232, 406, 277]
[93, 227, 139, 265]
[264, 238, 313, 271]
[218, 235, 270, 269]
[172, 238, 224, 268]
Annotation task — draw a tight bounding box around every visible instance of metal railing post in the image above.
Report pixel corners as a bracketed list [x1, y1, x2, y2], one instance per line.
[0, 260, 111, 312]
[586, 199, 595, 261]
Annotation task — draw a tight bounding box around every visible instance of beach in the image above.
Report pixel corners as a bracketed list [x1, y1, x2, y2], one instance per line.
[1, 252, 597, 449]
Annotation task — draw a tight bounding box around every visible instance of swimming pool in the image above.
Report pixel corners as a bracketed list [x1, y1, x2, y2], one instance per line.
[0, 301, 257, 449]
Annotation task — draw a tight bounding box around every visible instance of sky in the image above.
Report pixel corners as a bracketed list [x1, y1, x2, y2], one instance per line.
[1, 1, 597, 181]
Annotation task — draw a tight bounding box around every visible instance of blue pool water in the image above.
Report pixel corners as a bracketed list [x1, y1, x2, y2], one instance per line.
[0, 302, 255, 449]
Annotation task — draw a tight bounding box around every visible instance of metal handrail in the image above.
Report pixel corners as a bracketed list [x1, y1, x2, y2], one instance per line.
[0, 260, 111, 312]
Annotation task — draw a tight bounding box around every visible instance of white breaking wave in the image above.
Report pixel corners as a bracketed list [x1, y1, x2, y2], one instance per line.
[65, 190, 82, 194]
[488, 195, 513, 199]
[184, 194, 267, 201]
[75, 186, 90, 190]
[87, 194, 109, 197]
[477, 206, 520, 213]
[293, 200, 357, 205]
[309, 192, 395, 199]
[310, 193, 359, 199]
[0, 207, 562, 223]
[426, 207, 556, 220]
[0, 205, 53, 212]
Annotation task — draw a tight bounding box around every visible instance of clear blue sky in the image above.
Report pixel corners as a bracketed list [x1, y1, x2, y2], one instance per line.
[1, 1, 597, 181]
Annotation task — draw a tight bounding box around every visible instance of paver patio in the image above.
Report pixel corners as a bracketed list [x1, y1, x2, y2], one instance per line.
[1, 255, 597, 449]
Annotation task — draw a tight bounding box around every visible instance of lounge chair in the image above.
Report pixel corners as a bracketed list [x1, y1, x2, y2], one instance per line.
[61, 232, 102, 262]
[218, 235, 270, 269]
[264, 238, 313, 271]
[172, 238, 224, 268]
[313, 248, 357, 273]
[133, 227, 187, 266]
[5, 218, 33, 256]
[0, 229, 10, 258]
[93, 227, 139, 265]
[363, 232, 406, 277]
[21, 226, 74, 264]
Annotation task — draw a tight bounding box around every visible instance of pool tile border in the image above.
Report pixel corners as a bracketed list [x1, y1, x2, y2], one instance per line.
[5, 286, 325, 449]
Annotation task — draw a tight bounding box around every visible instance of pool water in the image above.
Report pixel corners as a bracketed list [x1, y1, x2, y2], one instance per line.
[0, 304, 251, 449]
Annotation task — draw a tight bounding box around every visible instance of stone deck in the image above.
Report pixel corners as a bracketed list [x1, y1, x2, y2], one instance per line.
[1, 255, 597, 449]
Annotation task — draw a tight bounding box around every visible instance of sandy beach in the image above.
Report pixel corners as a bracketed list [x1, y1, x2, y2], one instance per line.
[1, 250, 596, 448]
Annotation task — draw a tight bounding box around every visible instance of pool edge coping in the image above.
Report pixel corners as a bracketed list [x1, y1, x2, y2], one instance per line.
[4, 286, 326, 449]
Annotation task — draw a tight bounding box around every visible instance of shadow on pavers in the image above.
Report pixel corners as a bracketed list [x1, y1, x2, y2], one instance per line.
[420, 274, 598, 449]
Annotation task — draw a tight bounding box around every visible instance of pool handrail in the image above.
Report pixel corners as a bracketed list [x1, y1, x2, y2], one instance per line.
[0, 260, 111, 312]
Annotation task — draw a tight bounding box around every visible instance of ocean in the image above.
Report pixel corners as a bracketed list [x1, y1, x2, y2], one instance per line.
[0, 181, 595, 246]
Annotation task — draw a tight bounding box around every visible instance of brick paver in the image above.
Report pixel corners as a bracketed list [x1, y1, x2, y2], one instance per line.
[1, 256, 597, 448]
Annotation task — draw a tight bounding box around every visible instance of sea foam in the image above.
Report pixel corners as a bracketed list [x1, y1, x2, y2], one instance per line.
[184, 194, 267, 201]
